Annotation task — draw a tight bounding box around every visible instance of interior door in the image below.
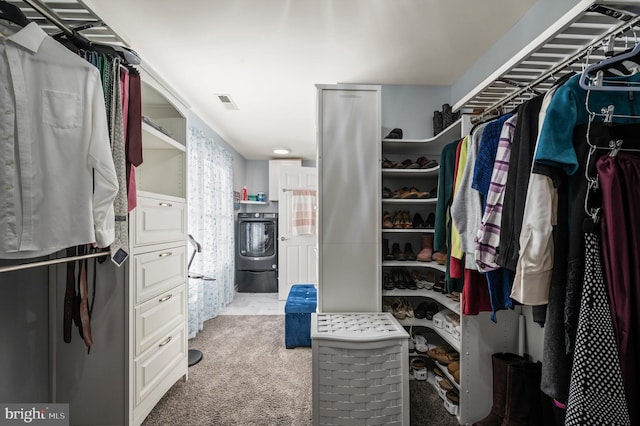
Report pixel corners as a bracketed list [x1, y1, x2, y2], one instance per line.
[277, 165, 318, 300]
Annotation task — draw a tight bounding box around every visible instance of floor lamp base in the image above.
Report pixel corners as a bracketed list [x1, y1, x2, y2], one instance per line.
[188, 349, 203, 367]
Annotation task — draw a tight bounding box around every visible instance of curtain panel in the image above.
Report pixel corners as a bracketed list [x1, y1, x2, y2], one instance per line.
[187, 127, 235, 338]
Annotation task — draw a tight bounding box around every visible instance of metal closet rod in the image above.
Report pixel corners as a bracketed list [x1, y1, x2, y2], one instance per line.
[0, 251, 109, 273]
[476, 14, 640, 119]
[20, 0, 74, 37]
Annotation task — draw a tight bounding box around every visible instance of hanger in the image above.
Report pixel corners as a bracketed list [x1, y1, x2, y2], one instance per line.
[55, 30, 141, 65]
[0, 0, 30, 27]
[579, 31, 640, 91]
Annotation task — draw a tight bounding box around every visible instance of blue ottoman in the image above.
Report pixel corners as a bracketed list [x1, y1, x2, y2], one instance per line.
[285, 284, 317, 348]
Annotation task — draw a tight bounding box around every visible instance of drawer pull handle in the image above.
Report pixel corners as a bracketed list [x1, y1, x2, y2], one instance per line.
[159, 294, 173, 303]
[159, 336, 172, 347]
[158, 202, 173, 207]
[158, 252, 172, 257]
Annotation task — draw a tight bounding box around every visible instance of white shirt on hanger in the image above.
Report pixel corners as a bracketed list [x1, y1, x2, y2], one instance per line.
[0, 22, 118, 259]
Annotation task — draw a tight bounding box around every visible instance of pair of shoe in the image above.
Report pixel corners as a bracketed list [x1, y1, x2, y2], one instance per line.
[432, 278, 446, 292]
[382, 156, 439, 169]
[432, 251, 447, 265]
[385, 128, 403, 139]
[416, 156, 439, 169]
[446, 291, 461, 302]
[382, 272, 396, 290]
[390, 297, 413, 320]
[414, 301, 439, 320]
[388, 242, 416, 261]
[412, 212, 435, 229]
[437, 376, 455, 392]
[426, 346, 459, 366]
[413, 333, 432, 354]
[410, 357, 429, 381]
[384, 268, 417, 290]
[412, 270, 435, 289]
[391, 187, 430, 199]
[448, 360, 461, 383]
[416, 235, 434, 262]
[391, 211, 412, 228]
[432, 104, 460, 136]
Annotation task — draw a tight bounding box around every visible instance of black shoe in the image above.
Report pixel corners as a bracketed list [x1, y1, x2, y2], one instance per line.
[383, 239, 391, 260]
[433, 111, 443, 136]
[393, 269, 408, 289]
[385, 128, 403, 139]
[404, 243, 416, 261]
[424, 213, 436, 229]
[412, 213, 425, 229]
[402, 268, 417, 290]
[391, 243, 404, 260]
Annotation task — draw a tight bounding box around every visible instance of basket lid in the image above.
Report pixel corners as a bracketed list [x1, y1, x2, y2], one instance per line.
[311, 313, 408, 342]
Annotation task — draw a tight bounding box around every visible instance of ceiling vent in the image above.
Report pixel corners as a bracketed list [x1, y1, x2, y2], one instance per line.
[215, 94, 239, 110]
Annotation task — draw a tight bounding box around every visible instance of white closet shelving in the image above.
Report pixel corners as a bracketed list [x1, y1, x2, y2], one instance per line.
[129, 69, 189, 426]
[381, 116, 467, 422]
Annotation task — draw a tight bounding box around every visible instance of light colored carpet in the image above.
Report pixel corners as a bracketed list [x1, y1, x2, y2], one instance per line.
[142, 315, 459, 425]
[142, 315, 312, 426]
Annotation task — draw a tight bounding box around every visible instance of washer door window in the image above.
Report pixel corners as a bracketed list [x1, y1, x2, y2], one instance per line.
[239, 221, 275, 258]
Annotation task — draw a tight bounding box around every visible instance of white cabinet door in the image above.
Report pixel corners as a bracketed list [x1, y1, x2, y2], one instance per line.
[317, 84, 381, 313]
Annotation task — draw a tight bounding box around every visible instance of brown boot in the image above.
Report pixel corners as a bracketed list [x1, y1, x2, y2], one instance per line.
[473, 353, 525, 426]
[502, 362, 543, 426]
[416, 234, 434, 262]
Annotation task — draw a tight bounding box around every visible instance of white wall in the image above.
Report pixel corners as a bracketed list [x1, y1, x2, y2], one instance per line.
[382, 85, 452, 139]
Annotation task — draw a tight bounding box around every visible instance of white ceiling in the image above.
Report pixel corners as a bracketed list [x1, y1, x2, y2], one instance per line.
[85, 0, 536, 161]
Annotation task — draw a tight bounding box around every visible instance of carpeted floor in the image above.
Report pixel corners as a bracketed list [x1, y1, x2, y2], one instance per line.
[142, 315, 459, 425]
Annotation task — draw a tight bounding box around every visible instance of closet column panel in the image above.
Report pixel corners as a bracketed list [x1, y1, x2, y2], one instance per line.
[317, 84, 381, 313]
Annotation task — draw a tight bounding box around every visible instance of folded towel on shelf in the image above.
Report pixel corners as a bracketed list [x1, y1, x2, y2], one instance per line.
[292, 189, 317, 236]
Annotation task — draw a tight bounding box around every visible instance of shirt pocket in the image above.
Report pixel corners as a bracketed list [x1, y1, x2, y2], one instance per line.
[42, 89, 81, 129]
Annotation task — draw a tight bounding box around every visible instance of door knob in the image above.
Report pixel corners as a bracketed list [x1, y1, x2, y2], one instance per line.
[281, 236, 288, 241]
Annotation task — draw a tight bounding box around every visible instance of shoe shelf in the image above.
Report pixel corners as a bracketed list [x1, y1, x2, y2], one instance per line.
[382, 198, 438, 205]
[382, 167, 439, 177]
[382, 118, 463, 147]
[398, 318, 461, 352]
[382, 288, 460, 314]
[383, 260, 446, 272]
[382, 228, 435, 234]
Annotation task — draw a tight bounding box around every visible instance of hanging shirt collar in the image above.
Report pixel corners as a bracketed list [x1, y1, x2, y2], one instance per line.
[7, 22, 47, 54]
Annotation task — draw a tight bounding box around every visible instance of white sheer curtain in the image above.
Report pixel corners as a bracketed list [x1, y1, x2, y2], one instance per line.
[187, 127, 234, 339]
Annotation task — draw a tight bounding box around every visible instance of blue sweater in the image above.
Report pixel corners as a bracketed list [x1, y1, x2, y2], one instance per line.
[535, 72, 640, 175]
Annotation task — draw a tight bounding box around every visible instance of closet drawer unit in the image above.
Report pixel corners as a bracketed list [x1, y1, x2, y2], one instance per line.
[134, 324, 186, 407]
[135, 287, 186, 357]
[134, 196, 186, 247]
[134, 245, 186, 304]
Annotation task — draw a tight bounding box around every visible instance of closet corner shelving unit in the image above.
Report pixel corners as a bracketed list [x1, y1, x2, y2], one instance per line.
[381, 115, 521, 425]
